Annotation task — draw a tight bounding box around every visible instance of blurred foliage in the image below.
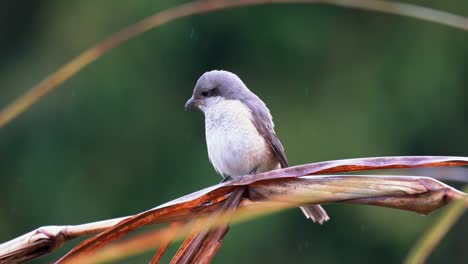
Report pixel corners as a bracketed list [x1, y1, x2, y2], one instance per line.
[0, 0, 467, 263]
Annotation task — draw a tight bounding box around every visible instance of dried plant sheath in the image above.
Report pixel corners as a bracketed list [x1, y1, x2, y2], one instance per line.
[1, 156, 467, 264]
[61, 174, 466, 264]
[248, 176, 466, 214]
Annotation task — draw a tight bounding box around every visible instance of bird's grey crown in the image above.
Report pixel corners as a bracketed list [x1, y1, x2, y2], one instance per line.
[193, 70, 258, 101]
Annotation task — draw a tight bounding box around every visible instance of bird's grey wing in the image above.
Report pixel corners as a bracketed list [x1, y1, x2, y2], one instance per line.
[258, 121, 289, 168]
[246, 100, 289, 168]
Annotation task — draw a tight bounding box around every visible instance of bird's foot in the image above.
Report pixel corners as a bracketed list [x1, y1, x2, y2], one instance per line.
[248, 167, 258, 175]
[220, 175, 233, 183]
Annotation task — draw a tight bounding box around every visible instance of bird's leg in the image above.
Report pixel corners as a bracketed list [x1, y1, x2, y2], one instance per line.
[220, 175, 233, 183]
[248, 167, 258, 175]
[232, 167, 259, 183]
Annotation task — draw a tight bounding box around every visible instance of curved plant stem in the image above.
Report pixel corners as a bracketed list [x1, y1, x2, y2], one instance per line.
[404, 185, 468, 264]
[1, 0, 468, 128]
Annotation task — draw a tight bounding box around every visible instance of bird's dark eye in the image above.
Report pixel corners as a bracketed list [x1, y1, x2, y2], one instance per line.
[201, 88, 218, 97]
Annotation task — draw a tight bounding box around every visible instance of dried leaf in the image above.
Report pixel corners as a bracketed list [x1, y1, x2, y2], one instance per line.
[54, 156, 467, 263]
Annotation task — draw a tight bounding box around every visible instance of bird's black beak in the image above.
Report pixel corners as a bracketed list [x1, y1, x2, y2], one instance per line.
[184, 97, 198, 110]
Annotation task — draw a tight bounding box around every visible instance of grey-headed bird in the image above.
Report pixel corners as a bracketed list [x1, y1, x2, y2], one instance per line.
[185, 70, 329, 224]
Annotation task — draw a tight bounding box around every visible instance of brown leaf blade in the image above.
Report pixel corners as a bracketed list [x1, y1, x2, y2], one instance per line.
[171, 187, 245, 264]
[233, 156, 468, 185]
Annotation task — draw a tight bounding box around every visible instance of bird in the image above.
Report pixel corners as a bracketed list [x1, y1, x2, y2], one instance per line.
[185, 70, 329, 224]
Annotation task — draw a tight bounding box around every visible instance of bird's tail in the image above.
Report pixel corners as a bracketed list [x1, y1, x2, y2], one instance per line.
[300, 205, 329, 224]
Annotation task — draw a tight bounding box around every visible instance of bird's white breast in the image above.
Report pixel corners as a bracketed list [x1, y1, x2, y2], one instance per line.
[203, 97, 277, 178]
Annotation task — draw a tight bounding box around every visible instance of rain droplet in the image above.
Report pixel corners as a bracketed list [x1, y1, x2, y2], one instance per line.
[190, 28, 195, 39]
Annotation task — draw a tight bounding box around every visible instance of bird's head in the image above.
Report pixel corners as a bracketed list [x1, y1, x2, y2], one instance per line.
[185, 70, 255, 112]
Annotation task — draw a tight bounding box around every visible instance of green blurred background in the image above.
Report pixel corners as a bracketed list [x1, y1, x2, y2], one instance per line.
[1, 0, 467, 263]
